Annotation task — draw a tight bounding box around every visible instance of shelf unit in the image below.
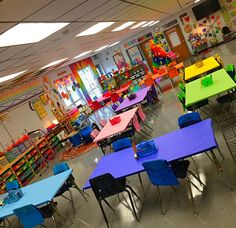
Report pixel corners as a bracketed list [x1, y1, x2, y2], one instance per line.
[0, 138, 53, 193]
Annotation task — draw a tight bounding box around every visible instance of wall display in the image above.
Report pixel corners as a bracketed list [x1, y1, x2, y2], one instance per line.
[113, 52, 127, 69]
[137, 32, 153, 43]
[127, 46, 143, 65]
[31, 99, 48, 119]
[39, 94, 49, 105]
[123, 38, 138, 49]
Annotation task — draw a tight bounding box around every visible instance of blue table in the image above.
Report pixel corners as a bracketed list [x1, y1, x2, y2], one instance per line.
[0, 169, 72, 219]
[83, 119, 218, 190]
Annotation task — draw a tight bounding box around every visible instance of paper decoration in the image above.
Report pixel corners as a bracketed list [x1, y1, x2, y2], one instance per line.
[31, 99, 48, 119]
[39, 94, 49, 105]
[169, 31, 181, 47]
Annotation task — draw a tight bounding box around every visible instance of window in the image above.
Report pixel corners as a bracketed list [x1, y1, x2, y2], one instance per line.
[78, 66, 103, 100]
[54, 74, 86, 108]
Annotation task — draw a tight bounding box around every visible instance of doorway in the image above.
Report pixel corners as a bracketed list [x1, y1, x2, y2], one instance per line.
[139, 39, 153, 72]
[164, 24, 191, 62]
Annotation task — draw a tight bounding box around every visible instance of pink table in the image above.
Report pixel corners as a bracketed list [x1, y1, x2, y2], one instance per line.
[93, 107, 138, 143]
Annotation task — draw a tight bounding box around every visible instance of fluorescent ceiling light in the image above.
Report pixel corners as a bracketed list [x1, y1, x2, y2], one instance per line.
[0, 23, 69, 48]
[112, 22, 135, 32]
[141, 21, 155, 27]
[149, 21, 160, 26]
[95, 45, 108, 52]
[41, 58, 68, 69]
[0, 70, 27, 83]
[109, 41, 120, 47]
[76, 22, 115, 36]
[194, 0, 200, 3]
[130, 21, 147, 29]
[73, 50, 93, 59]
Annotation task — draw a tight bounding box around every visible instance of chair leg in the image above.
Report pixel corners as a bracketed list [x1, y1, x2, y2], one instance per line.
[188, 171, 206, 188]
[190, 157, 200, 179]
[40, 225, 48, 228]
[51, 215, 57, 228]
[216, 147, 225, 160]
[98, 200, 109, 228]
[125, 190, 140, 223]
[156, 186, 164, 216]
[126, 185, 142, 202]
[185, 178, 198, 216]
[142, 121, 153, 131]
[68, 189, 76, 218]
[171, 186, 177, 192]
[72, 179, 89, 200]
[102, 199, 115, 211]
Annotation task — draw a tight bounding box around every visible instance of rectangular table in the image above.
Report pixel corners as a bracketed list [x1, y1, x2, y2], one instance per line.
[0, 169, 72, 219]
[185, 69, 236, 107]
[93, 107, 138, 143]
[184, 56, 220, 81]
[114, 84, 130, 95]
[84, 119, 217, 189]
[115, 87, 151, 113]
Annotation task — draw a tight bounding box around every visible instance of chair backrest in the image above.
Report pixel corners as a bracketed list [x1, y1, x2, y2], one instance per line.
[226, 64, 236, 81]
[6, 180, 20, 191]
[112, 138, 132, 152]
[118, 97, 124, 103]
[177, 92, 186, 111]
[100, 119, 107, 127]
[92, 101, 102, 110]
[90, 129, 100, 139]
[69, 131, 82, 147]
[111, 93, 120, 102]
[178, 82, 185, 93]
[89, 173, 123, 200]
[178, 112, 201, 129]
[112, 103, 118, 110]
[53, 162, 70, 175]
[144, 78, 154, 87]
[130, 85, 140, 93]
[13, 205, 44, 228]
[142, 160, 179, 186]
[168, 67, 179, 79]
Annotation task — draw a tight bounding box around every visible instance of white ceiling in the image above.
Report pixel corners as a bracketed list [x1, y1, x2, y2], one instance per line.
[0, 0, 193, 89]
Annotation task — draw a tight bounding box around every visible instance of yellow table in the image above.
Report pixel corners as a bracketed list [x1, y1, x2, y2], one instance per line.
[184, 56, 220, 81]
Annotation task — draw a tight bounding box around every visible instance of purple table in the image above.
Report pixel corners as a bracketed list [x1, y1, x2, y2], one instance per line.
[115, 86, 151, 113]
[83, 119, 217, 189]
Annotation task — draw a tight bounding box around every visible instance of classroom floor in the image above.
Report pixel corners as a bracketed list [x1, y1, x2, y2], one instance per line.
[8, 39, 236, 228]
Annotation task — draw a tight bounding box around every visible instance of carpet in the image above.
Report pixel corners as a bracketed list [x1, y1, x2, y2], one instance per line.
[60, 143, 98, 161]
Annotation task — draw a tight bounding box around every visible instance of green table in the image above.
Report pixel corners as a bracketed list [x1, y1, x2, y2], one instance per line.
[185, 69, 236, 107]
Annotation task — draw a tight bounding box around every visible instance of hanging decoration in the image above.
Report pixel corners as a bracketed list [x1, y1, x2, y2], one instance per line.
[149, 38, 176, 74]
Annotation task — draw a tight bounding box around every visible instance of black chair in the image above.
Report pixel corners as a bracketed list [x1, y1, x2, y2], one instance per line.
[216, 93, 235, 118]
[89, 173, 141, 228]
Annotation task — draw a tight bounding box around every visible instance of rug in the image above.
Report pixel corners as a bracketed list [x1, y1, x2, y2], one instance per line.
[60, 143, 98, 161]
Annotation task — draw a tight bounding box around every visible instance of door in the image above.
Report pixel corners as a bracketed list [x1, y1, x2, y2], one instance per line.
[139, 39, 153, 72]
[164, 24, 191, 62]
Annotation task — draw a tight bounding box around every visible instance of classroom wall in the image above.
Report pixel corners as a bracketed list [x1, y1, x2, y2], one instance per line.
[94, 1, 236, 72]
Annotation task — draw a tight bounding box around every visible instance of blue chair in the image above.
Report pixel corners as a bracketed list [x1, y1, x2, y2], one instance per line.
[13, 204, 55, 228]
[112, 138, 132, 152]
[80, 125, 93, 144]
[178, 112, 201, 129]
[53, 162, 89, 217]
[69, 132, 82, 147]
[6, 180, 20, 191]
[142, 160, 204, 216]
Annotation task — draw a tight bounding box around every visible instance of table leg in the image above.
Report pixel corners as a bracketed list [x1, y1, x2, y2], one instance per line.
[138, 173, 145, 196]
[210, 150, 232, 191]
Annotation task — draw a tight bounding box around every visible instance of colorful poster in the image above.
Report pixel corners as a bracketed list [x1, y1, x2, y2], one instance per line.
[31, 99, 48, 119]
[127, 46, 143, 65]
[113, 52, 127, 69]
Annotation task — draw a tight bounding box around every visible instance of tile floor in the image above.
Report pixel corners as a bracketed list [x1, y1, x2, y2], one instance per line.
[6, 39, 236, 227]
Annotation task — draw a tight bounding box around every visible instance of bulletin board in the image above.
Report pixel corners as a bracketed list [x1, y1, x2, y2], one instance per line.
[31, 99, 48, 119]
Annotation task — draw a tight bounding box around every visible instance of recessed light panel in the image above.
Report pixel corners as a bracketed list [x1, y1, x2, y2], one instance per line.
[141, 21, 155, 27]
[73, 50, 93, 59]
[112, 22, 135, 32]
[76, 22, 115, 36]
[130, 21, 147, 29]
[41, 58, 68, 69]
[95, 45, 108, 52]
[109, 41, 120, 47]
[0, 70, 27, 83]
[0, 23, 69, 47]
